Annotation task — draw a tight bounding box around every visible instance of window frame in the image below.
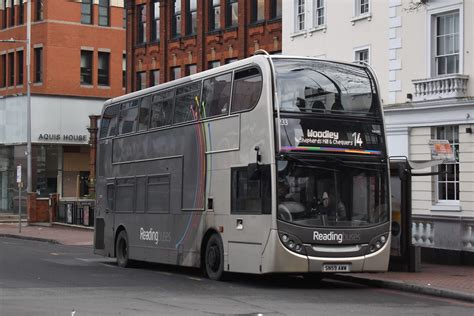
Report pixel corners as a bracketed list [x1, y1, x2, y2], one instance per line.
[98, 51, 110, 86]
[136, 71, 147, 91]
[81, 0, 93, 24]
[295, 0, 306, 32]
[226, 0, 238, 28]
[314, 0, 325, 28]
[354, 46, 370, 65]
[270, 0, 282, 20]
[0, 54, 6, 88]
[434, 11, 460, 76]
[98, 0, 110, 27]
[209, 0, 221, 31]
[355, 0, 370, 17]
[186, 0, 197, 35]
[80, 50, 93, 85]
[34, 47, 43, 83]
[16, 50, 24, 86]
[151, 0, 161, 42]
[172, 0, 182, 38]
[8, 52, 14, 87]
[230, 66, 263, 114]
[137, 4, 147, 45]
[251, 0, 265, 24]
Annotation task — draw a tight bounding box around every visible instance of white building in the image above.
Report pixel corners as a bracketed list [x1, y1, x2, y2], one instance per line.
[282, 0, 473, 262]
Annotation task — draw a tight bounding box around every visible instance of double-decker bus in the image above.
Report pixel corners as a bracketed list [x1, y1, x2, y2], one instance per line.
[94, 52, 390, 280]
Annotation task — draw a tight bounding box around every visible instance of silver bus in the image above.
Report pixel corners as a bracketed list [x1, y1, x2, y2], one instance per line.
[94, 53, 391, 280]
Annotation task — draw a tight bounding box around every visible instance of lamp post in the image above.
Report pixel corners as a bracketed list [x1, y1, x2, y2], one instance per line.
[1, 1, 32, 198]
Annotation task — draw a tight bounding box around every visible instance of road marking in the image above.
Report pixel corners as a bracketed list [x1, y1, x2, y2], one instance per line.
[187, 277, 203, 281]
[50, 253, 60, 256]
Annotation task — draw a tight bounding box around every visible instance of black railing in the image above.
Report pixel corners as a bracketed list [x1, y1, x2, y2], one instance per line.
[56, 199, 95, 227]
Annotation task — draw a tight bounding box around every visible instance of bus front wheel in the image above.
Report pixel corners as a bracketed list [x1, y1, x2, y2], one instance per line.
[204, 234, 224, 281]
[116, 230, 130, 268]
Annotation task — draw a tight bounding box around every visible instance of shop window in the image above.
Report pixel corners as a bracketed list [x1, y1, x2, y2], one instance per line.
[35, 145, 59, 197]
[231, 165, 271, 214]
[173, 82, 201, 124]
[231, 67, 263, 113]
[202, 73, 232, 118]
[150, 89, 174, 128]
[81, 0, 92, 24]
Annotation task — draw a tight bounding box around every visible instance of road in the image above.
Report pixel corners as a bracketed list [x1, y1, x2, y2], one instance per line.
[0, 237, 472, 315]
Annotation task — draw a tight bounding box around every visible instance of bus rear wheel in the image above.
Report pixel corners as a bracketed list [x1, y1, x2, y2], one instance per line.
[116, 230, 130, 268]
[204, 234, 224, 281]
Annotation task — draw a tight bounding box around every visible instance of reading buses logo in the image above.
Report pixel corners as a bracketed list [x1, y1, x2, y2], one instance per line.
[313, 231, 361, 244]
[139, 227, 171, 245]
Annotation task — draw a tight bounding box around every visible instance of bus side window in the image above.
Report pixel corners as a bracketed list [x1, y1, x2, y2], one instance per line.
[150, 90, 174, 128]
[231, 165, 271, 214]
[116, 178, 135, 213]
[106, 183, 115, 212]
[99, 104, 120, 138]
[173, 82, 201, 124]
[119, 99, 139, 134]
[231, 67, 262, 113]
[138, 96, 151, 131]
[202, 73, 232, 119]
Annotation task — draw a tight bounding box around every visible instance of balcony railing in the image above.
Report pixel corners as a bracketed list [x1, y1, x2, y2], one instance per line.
[412, 74, 469, 101]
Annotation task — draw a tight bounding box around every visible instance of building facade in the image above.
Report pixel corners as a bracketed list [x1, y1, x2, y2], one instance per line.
[125, 0, 282, 92]
[282, 0, 474, 261]
[0, 0, 125, 212]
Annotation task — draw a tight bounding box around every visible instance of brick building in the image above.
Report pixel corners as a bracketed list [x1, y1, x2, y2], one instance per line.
[0, 0, 125, 214]
[125, 0, 282, 92]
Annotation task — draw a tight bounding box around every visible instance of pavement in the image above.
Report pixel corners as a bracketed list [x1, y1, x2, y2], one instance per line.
[1, 223, 473, 303]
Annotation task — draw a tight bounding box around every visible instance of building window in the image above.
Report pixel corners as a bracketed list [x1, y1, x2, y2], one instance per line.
[17, 51, 23, 85]
[434, 11, 460, 76]
[271, 0, 282, 19]
[354, 47, 369, 64]
[225, 58, 238, 64]
[19, 1, 24, 25]
[9, 3, 14, 27]
[36, 0, 44, 21]
[98, 52, 110, 86]
[137, 5, 147, 44]
[2, 5, 6, 29]
[123, 7, 127, 28]
[150, 69, 160, 86]
[355, 0, 369, 16]
[251, 0, 264, 23]
[80, 50, 93, 85]
[136, 71, 146, 91]
[151, 1, 160, 42]
[185, 64, 197, 76]
[170, 66, 181, 80]
[8, 52, 14, 86]
[434, 126, 459, 201]
[226, 0, 238, 28]
[34, 47, 43, 83]
[122, 54, 126, 89]
[208, 60, 220, 69]
[186, 0, 197, 35]
[209, 0, 221, 31]
[98, 0, 110, 26]
[81, 0, 92, 24]
[172, 0, 181, 38]
[296, 0, 305, 31]
[0, 54, 6, 88]
[314, 0, 324, 27]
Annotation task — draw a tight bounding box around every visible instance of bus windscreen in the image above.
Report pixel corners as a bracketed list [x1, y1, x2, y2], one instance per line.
[274, 59, 379, 116]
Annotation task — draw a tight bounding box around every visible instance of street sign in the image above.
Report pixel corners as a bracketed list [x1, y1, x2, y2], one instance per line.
[16, 165, 22, 183]
[429, 140, 455, 162]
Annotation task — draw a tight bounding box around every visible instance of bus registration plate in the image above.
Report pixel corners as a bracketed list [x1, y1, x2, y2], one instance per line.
[322, 264, 351, 272]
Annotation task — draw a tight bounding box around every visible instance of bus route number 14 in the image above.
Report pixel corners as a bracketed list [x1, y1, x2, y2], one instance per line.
[352, 132, 363, 147]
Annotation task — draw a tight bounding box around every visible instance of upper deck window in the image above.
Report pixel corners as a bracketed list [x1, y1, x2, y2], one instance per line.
[119, 100, 140, 134]
[202, 73, 232, 118]
[151, 89, 174, 128]
[231, 67, 263, 113]
[173, 82, 201, 124]
[100, 104, 120, 138]
[274, 59, 378, 116]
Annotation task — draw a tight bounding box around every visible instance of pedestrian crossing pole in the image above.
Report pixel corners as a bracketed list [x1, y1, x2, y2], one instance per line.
[17, 165, 22, 233]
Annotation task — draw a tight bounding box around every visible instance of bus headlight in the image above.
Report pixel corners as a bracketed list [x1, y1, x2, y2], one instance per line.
[368, 234, 389, 253]
[279, 232, 307, 255]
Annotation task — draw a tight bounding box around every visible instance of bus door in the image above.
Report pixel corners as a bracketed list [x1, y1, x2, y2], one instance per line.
[227, 163, 272, 273]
